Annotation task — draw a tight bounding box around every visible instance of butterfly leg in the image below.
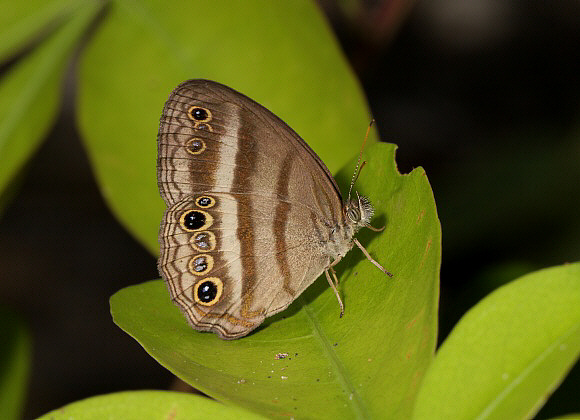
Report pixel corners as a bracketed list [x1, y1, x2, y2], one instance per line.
[325, 269, 345, 317]
[329, 266, 340, 285]
[328, 260, 347, 287]
[353, 238, 393, 277]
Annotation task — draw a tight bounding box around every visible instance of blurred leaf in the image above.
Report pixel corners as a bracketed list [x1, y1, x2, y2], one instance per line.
[0, 0, 86, 63]
[77, 0, 377, 254]
[38, 390, 266, 419]
[412, 262, 580, 420]
[111, 142, 441, 419]
[0, 0, 101, 203]
[0, 308, 31, 420]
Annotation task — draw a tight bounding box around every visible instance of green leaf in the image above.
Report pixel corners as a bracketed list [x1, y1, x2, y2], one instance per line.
[37, 390, 266, 419]
[0, 0, 101, 201]
[0, 308, 31, 420]
[110, 142, 441, 419]
[412, 263, 580, 420]
[77, 0, 376, 253]
[0, 0, 85, 63]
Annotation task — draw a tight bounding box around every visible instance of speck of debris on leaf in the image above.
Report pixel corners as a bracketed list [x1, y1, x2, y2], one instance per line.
[275, 352, 289, 360]
[237, 379, 246, 384]
[281, 376, 288, 380]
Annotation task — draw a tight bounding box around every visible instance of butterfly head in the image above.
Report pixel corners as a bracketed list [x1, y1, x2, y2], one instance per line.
[345, 192, 374, 228]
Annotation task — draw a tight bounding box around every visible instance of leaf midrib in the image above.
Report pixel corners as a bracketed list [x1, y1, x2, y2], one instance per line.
[301, 295, 367, 419]
[475, 321, 580, 419]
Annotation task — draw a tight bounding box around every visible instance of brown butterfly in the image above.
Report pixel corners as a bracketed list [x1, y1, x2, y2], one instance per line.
[157, 80, 390, 339]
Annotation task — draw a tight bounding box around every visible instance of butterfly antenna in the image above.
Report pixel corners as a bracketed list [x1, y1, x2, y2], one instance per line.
[347, 119, 374, 204]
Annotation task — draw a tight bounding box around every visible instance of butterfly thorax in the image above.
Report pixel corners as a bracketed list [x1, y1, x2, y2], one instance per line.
[324, 194, 374, 262]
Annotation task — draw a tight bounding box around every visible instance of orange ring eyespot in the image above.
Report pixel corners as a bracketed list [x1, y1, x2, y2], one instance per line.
[185, 137, 206, 154]
[179, 209, 213, 232]
[195, 195, 216, 208]
[189, 254, 214, 276]
[190, 231, 216, 252]
[196, 123, 213, 132]
[187, 106, 212, 122]
[193, 277, 223, 306]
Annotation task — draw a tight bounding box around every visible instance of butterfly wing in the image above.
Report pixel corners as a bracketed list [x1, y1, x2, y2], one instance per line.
[157, 80, 344, 339]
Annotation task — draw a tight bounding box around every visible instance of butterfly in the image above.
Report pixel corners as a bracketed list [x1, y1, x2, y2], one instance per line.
[157, 79, 390, 339]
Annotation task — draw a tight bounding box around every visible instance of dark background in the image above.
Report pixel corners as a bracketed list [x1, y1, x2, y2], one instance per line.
[1, 1, 579, 418]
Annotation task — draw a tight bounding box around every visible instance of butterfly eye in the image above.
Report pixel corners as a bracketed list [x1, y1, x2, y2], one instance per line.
[346, 204, 361, 223]
[187, 106, 212, 122]
[180, 209, 213, 231]
[194, 277, 223, 306]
